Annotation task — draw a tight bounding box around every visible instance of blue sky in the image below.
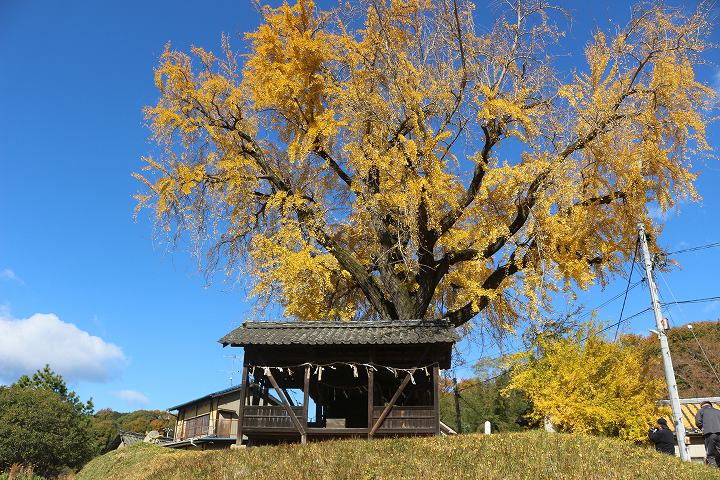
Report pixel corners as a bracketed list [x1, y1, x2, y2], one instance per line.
[1, 0, 719, 412]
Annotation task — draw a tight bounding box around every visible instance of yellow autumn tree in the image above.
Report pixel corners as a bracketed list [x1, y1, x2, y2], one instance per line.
[504, 322, 666, 442]
[135, 0, 713, 328]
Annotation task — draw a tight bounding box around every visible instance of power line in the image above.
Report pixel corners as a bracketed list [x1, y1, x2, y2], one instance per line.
[614, 238, 639, 340]
[456, 280, 650, 392]
[456, 296, 720, 392]
[589, 307, 653, 340]
[657, 271, 684, 328]
[592, 296, 720, 340]
[657, 264, 720, 386]
[686, 324, 720, 387]
[455, 306, 656, 391]
[666, 242, 720, 256]
[572, 280, 645, 324]
[662, 296, 720, 306]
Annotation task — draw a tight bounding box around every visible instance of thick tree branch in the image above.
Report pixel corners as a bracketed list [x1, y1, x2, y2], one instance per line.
[235, 129, 398, 320]
[438, 125, 496, 236]
[572, 191, 626, 209]
[444, 241, 536, 327]
[313, 146, 353, 188]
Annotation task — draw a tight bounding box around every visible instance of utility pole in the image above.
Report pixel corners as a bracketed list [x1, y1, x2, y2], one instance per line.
[637, 223, 689, 461]
[452, 376, 463, 434]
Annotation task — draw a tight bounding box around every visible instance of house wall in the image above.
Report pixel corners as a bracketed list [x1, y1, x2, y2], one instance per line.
[174, 390, 252, 440]
[217, 390, 242, 412]
[175, 398, 213, 440]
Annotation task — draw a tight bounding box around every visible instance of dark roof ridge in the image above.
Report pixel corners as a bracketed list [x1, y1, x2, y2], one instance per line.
[167, 384, 245, 411]
[218, 318, 459, 347]
[242, 319, 451, 329]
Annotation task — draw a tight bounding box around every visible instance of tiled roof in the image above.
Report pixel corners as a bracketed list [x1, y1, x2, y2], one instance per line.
[168, 384, 280, 412]
[167, 385, 243, 411]
[659, 397, 720, 433]
[218, 320, 459, 347]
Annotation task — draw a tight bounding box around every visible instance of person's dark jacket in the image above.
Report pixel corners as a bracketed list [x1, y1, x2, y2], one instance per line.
[649, 427, 676, 454]
[696, 405, 720, 434]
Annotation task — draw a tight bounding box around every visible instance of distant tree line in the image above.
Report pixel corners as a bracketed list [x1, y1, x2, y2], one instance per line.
[90, 409, 175, 454]
[439, 361, 531, 434]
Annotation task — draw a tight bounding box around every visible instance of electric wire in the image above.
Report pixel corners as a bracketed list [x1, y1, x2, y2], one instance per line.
[687, 324, 720, 386]
[614, 238, 639, 340]
[666, 242, 720, 256]
[456, 297, 720, 392]
[456, 279, 649, 392]
[655, 269, 720, 387]
[454, 234, 720, 419]
[662, 296, 720, 306]
[657, 271, 684, 327]
[599, 296, 720, 338]
[571, 280, 645, 324]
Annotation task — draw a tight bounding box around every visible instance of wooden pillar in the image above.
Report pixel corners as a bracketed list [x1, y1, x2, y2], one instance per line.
[302, 365, 310, 442]
[367, 366, 374, 438]
[433, 364, 440, 436]
[236, 366, 249, 446]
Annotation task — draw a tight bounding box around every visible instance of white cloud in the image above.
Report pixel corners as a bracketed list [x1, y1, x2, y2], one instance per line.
[0, 312, 126, 383]
[0, 269, 23, 285]
[116, 389, 150, 405]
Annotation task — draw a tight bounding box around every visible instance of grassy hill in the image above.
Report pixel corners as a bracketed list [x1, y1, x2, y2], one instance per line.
[77, 431, 720, 480]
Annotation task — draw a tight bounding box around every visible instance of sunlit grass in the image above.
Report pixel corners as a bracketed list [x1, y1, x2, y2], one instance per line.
[77, 431, 720, 480]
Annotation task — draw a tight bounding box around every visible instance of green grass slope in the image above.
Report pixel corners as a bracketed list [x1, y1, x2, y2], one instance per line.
[76, 431, 720, 480]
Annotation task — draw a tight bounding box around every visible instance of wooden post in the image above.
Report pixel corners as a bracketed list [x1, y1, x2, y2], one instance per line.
[302, 365, 310, 443]
[367, 366, 374, 438]
[369, 370, 415, 437]
[452, 376, 462, 434]
[236, 366, 249, 446]
[433, 364, 440, 436]
[266, 368, 307, 440]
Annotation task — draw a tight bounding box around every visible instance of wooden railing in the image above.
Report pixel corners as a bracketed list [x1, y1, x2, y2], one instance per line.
[183, 405, 436, 438]
[243, 405, 305, 430]
[372, 406, 435, 432]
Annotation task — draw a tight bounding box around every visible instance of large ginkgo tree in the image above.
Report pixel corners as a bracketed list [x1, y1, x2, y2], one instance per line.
[135, 0, 713, 330]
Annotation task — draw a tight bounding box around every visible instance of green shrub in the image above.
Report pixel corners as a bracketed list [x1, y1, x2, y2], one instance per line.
[0, 386, 94, 477]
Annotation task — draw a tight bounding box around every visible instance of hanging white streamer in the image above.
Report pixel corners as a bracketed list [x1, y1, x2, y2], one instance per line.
[252, 361, 440, 384]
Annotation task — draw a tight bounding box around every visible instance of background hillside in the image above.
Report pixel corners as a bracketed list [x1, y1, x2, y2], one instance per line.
[637, 321, 720, 398]
[90, 410, 175, 454]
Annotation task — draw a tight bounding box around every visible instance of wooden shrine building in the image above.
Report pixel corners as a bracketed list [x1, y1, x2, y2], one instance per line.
[218, 320, 459, 445]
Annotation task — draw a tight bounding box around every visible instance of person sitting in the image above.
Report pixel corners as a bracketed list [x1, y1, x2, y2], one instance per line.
[648, 418, 675, 455]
